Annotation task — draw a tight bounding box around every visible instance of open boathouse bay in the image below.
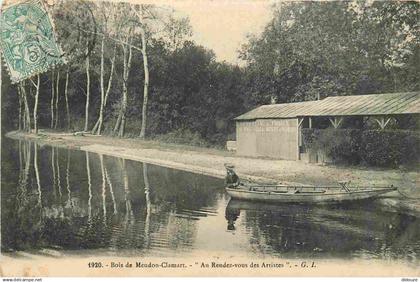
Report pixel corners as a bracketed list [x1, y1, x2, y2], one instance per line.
[2, 138, 420, 263]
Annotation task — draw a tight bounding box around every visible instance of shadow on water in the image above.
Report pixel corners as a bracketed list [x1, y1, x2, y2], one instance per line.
[225, 199, 420, 261]
[1, 138, 420, 263]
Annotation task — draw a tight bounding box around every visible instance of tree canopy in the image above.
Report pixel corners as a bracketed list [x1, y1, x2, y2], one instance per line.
[240, 1, 419, 104]
[1, 0, 418, 146]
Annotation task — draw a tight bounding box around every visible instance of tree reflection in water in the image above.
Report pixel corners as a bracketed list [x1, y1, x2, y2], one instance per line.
[34, 142, 42, 208]
[143, 163, 151, 249]
[65, 149, 74, 210]
[86, 151, 92, 223]
[99, 154, 107, 225]
[55, 147, 62, 198]
[2, 139, 419, 262]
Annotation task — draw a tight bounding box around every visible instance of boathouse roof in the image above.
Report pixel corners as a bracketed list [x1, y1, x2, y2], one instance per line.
[235, 91, 420, 121]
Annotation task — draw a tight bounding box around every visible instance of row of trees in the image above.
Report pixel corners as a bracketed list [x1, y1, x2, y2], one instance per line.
[240, 1, 419, 104]
[1, 1, 419, 146]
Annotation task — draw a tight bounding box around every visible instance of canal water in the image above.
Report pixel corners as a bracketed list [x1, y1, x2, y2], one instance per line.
[2, 137, 420, 263]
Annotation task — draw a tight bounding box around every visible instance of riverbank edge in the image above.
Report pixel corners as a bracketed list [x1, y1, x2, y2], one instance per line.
[4, 130, 420, 216]
[5, 130, 268, 183]
[5, 130, 419, 184]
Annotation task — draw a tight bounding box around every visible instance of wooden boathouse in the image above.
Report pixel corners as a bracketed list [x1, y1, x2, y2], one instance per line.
[234, 91, 420, 161]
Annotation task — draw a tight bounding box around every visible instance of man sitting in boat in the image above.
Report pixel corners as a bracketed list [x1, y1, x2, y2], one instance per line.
[224, 164, 240, 188]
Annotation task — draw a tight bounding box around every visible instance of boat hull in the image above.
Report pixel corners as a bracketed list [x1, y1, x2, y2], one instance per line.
[226, 187, 396, 203]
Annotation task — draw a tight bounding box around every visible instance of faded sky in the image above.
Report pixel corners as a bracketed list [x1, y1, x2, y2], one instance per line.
[0, 0, 273, 64]
[169, 0, 272, 65]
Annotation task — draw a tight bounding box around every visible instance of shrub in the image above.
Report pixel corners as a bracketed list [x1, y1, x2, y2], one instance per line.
[302, 128, 361, 164]
[302, 128, 316, 147]
[302, 128, 420, 168]
[360, 130, 420, 167]
[206, 133, 227, 148]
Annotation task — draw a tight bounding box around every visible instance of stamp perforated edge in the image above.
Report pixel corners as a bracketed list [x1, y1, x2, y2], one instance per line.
[0, 0, 67, 84]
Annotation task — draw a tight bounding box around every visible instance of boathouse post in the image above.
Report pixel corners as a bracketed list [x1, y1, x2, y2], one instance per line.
[329, 116, 343, 129]
[297, 117, 304, 160]
[374, 116, 392, 130]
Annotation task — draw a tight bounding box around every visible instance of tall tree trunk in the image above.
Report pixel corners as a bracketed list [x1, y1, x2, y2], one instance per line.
[18, 85, 24, 130]
[139, 28, 149, 139]
[103, 45, 117, 111]
[122, 44, 132, 137]
[113, 47, 126, 136]
[93, 37, 105, 135]
[93, 42, 116, 135]
[18, 86, 23, 131]
[96, 37, 106, 135]
[131, 6, 149, 138]
[64, 67, 71, 130]
[23, 87, 31, 131]
[84, 45, 91, 132]
[114, 42, 132, 137]
[20, 83, 31, 132]
[118, 95, 127, 138]
[113, 113, 122, 135]
[54, 71, 60, 129]
[33, 75, 40, 134]
[50, 70, 55, 128]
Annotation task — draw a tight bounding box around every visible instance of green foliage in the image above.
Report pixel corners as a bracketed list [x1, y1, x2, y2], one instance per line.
[302, 128, 361, 164]
[145, 42, 248, 146]
[360, 130, 420, 167]
[1, 1, 419, 152]
[302, 128, 420, 168]
[240, 1, 420, 103]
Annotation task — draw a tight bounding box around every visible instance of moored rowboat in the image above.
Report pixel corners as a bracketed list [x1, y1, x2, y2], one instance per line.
[226, 185, 397, 203]
[224, 164, 397, 203]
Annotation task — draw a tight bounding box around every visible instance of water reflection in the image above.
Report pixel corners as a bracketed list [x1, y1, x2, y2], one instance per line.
[1, 138, 420, 263]
[225, 199, 420, 261]
[2, 139, 223, 255]
[143, 163, 151, 249]
[65, 150, 74, 210]
[86, 151, 93, 222]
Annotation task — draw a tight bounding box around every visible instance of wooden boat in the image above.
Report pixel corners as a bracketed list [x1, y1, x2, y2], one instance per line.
[224, 164, 397, 203]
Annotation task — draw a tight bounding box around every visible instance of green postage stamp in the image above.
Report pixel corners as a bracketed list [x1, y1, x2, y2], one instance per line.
[0, 0, 65, 83]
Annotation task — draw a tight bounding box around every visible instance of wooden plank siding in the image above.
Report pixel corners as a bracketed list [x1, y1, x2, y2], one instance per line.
[236, 118, 299, 160]
[236, 120, 257, 157]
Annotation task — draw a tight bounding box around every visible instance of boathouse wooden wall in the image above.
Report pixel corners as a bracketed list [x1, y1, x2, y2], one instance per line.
[236, 118, 299, 160]
[236, 120, 257, 157]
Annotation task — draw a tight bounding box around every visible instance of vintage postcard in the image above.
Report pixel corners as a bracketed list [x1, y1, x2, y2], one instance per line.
[0, 0, 419, 279]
